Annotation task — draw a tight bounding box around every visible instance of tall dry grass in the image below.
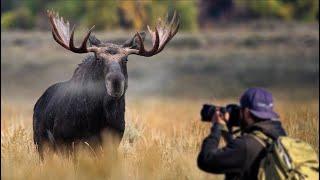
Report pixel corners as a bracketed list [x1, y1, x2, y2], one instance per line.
[1, 98, 318, 180]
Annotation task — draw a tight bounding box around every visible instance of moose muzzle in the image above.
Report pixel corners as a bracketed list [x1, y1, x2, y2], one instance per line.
[105, 61, 125, 98]
[105, 73, 125, 98]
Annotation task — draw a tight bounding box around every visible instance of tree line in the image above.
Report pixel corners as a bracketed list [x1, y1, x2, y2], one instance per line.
[1, 0, 318, 31]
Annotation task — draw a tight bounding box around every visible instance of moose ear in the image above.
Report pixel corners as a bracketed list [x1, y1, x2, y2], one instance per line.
[122, 31, 146, 50]
[89, 35, 101, 47]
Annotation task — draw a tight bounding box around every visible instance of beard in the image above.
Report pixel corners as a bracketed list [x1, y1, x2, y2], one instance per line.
[239, 113, 250, 131]
[240, 118, 247, 131]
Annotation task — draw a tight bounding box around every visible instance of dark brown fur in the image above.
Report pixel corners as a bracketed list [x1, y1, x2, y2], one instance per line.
[33, 36, 133, 158]
[34, 10, 179, 158]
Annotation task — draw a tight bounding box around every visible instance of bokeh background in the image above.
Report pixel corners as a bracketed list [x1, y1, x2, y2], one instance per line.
[1, 0, 319, 101]
[1, 1, 319, 180]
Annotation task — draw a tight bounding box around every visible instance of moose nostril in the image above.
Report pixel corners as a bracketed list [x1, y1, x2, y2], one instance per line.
[112, 80, 123, 91]
[106, 73, 125, 94]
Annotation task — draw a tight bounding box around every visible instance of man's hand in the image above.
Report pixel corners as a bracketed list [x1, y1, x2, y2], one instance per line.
[212, 108, 230, 125]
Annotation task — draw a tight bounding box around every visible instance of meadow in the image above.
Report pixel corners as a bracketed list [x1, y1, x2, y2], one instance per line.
[1, 21, 319, 179]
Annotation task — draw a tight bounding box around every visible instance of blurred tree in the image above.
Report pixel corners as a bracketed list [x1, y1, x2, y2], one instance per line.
[199, 0, 234, 27]
[118, 1, 150, 30]
[83, 1, 119, 30]
[175, 0, 198, 31]
[45, 0, 85, 21]
[291, 0, 319, 21]
[31, 0, 85, 30]
[239, 0, 319, 21]
[1, 0, 20, 14]
[248, 0, 285, 18]
[118, 0, 198, 31]
[1, 0, 318, 30]
[25, 0, 49, 16]
[1, 7, 34, 29]
[146, 0, 172, 26]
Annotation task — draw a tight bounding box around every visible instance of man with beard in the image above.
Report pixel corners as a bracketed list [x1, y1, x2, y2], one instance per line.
[197, 88, 287, 180]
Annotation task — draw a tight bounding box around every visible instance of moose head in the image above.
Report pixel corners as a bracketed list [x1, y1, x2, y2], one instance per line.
[47, 10, 179, 98]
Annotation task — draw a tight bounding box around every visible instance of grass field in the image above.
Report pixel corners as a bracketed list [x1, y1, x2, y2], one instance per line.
[1, 22, 319, 179]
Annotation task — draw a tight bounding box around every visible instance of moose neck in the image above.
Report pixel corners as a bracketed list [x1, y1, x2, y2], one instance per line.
[71, 55, 104, 83]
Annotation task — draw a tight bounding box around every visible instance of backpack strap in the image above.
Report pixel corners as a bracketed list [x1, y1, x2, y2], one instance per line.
[247, 130, 274, 149]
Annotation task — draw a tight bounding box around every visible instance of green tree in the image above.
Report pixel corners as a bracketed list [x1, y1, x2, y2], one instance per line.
[241, 0, 319, 21]
[1, 7, 34, 29]
[45, 0, 85, 22]
[83, 1, 119, 30]
[175, 0, 198, 31]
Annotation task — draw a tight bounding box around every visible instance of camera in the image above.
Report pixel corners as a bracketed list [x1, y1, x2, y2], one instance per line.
[200, 104, 241, 127]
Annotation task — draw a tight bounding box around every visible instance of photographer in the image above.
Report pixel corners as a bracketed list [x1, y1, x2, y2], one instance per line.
[197, 88, 286, 180]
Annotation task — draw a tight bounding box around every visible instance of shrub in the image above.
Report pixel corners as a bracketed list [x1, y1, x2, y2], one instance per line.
[244, 0, 319, 21]
[175, 1, 198, 31]
[45, 0, 85, 22]
[83, 1, 119, 30]
[1, 7, 34, 29]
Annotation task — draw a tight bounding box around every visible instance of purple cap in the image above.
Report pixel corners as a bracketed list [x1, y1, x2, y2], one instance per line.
[240, 87, 279, 120]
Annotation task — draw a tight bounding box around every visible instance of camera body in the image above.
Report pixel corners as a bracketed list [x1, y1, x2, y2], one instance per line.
[200, 104, 241, 127]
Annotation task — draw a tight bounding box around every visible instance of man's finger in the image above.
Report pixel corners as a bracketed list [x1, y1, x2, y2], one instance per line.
[224, 112, 230, 122]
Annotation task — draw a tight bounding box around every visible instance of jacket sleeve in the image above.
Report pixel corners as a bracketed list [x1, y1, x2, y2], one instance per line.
[221, 125, 234, 144]
[197, 123, 247, 174]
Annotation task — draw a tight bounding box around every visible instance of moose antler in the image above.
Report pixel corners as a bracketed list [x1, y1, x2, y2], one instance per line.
[47, 10, 98, 53]
[126, 11, 180, 57]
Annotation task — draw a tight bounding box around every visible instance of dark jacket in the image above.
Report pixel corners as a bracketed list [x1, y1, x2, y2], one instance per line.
[197, 120, 286, 180]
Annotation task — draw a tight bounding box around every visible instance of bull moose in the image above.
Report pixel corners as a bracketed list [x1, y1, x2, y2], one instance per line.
[33, 10, 179, 158]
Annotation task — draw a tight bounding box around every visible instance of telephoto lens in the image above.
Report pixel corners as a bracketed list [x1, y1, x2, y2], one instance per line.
[200, 104, 216, 122]
[201, 104, 241, 124]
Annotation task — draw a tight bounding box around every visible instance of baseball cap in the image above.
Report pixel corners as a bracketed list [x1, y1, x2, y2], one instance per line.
[240, 87, 279, 120]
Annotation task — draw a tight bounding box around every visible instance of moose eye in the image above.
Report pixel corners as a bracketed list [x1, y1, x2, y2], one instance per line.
[122, 57, 128, 63]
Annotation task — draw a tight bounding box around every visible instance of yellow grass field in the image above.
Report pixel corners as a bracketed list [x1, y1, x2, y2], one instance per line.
[1, 98, 318, 180]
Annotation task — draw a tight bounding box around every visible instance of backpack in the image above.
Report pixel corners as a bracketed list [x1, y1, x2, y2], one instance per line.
[249, 131, 319, 180]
